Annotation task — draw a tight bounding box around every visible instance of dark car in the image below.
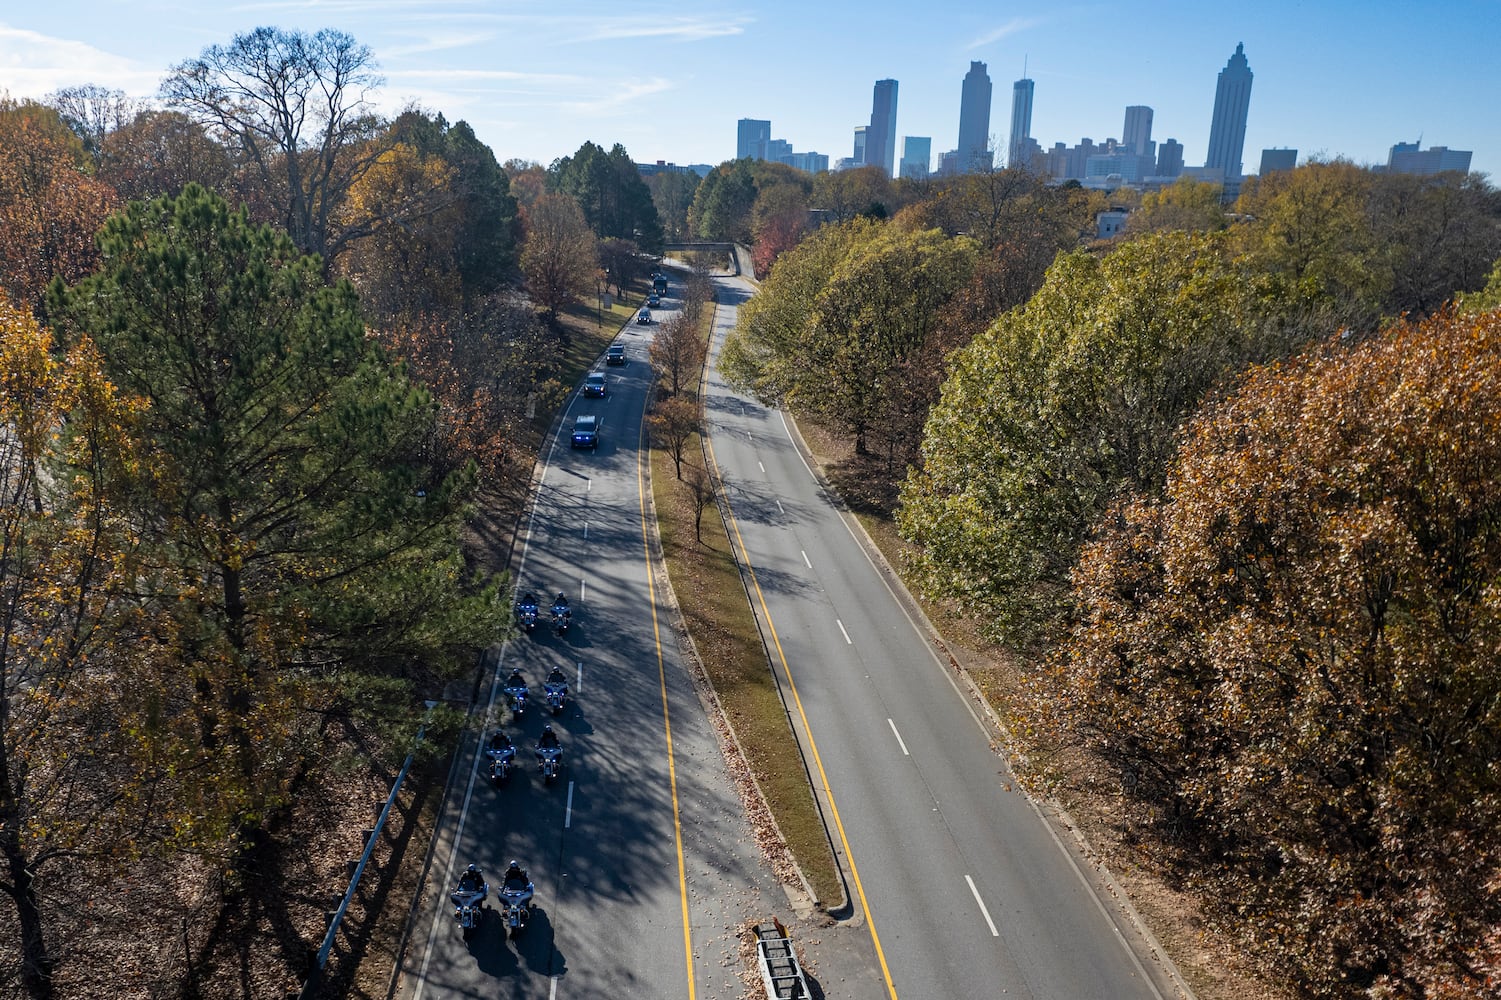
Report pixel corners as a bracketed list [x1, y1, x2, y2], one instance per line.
[606, 343, 626, 365]
[646, 293, 661, 308]
[584, 371, 606, 397]
[571, 415, 600, 449]
[636, 307, 651, 325]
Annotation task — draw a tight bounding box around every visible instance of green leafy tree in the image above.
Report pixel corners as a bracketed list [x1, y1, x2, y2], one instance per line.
[1047, 308, 1501, 999]
[811, 165, 893, 223]
[688, 159, 757, 242]
[520, 192, 598, 322]
[1233, 159, 1385, 328]
[49, 185, 505, 843]
[802, 226, 977, 454]
[1124, 177, 1228, 235]
[720, 217, 879, 400]
[549, 141, 662, 250]
[1459, 256, 1501, 311]
[898, 231, 1313, 647]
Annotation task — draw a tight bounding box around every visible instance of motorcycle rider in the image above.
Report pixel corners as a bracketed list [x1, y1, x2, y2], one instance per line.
[455, 863, 486, 897]
[545, 666, 569, 694]
[551, 591, 569, 615]
[503, 860, 532, 896]
[537, 725, 561, 752]
[487, 729, 513, 756]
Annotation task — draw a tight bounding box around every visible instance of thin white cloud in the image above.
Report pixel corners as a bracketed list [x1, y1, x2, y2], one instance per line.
[558, 77, 675, 115]
[965, 17, 1044, 50]
[0, 23, 162, 97]
[570, 16, 751, 44]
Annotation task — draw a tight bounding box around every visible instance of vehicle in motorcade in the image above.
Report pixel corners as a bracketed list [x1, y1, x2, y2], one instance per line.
[584, 371, 606, 397]
[646, 292, 661, 308]
[571, 414, 600, 449]
[653, 273, 668, 296]
[636, 307, 651, 325]
[606, 343, 626, 365]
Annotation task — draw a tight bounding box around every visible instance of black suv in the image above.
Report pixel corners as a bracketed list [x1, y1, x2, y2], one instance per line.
[571, 415, 600, 449]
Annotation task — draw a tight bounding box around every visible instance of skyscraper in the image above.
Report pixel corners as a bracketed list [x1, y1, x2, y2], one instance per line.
[737, 119, 770, 161]
[852, 126, 868, 166]
[957, 61, 993, 172]
[1157, 139, 1184, 178]
[1122, 106, 1153, 156]
[900, 136, 932, 179]
[866, 79, 899, 177]
[1008, 77, 1034, 170]
[1205, 43, 1253, 178]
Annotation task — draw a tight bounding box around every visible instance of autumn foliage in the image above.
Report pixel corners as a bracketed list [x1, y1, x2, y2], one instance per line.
[1043, 309, 1501, 998]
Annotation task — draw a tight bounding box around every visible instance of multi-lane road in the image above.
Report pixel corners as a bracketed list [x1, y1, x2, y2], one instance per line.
[398, 291, 794, 1000]
[399, 269, 1190, 999]
[701, 275, 1187, 999]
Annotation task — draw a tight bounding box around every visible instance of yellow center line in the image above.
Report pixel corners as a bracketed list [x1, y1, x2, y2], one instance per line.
[704, 434, 900, 1000]
[637, 410, 696, 1000]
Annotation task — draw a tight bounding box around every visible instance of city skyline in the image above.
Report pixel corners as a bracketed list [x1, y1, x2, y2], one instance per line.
[2, 3, 1497, 180]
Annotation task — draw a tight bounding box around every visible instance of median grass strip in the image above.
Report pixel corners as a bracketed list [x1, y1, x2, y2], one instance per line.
[648, 434, 842, 906]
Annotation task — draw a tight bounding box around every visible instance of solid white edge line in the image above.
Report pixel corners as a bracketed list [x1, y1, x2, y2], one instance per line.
[836, 619, 852, 645]
[887, 718, 910, 756]
[966, 875, 1000, 937]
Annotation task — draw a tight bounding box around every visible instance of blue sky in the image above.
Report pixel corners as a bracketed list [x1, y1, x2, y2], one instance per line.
[3, 2, 1497, 179]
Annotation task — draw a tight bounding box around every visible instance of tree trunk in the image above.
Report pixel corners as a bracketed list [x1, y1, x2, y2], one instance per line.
[3, 829, 54, 1000]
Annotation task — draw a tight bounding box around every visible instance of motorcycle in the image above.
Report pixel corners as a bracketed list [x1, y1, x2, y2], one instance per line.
[544, 678, 568, 715]
[484, 737, 516, 785]
[450, 879, 488, 939]
[536, 743, 563, 784]
[500, 877, 535, 935]
[515, 600, 539, 633]
[504, 681, 529, 717]
[551, 603, 571, 636]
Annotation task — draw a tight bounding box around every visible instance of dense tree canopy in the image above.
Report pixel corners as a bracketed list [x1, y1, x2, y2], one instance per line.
[548, 140, 662, 250]
[688, 158, 758, 242]
[897, 231, 1315, 646]
[1045, 308, 1501, 999]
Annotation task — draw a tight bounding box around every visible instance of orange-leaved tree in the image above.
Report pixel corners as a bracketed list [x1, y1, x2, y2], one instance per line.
[0, 295, 148, 999]
[1048, 308, 1501, 998]
[0, 99, 119, 309]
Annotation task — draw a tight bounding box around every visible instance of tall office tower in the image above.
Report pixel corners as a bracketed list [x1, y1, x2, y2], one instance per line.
[737, 118, 771, 160]
[957, 61, 993, 172]
[866, 79, 899, 176]
[1122, 106, 1153, 156]
[1157, 138, 1184, 178]
[900, 136, 932, 179]
[1008, 76, 1034, 170]
[852, 126, 868, 166]
[1205, 43, 1253, 178]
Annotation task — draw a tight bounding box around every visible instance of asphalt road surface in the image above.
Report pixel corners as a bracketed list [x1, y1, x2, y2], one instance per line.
[398, 287, 797, 1000]
[701, 274, 1190, 1000]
